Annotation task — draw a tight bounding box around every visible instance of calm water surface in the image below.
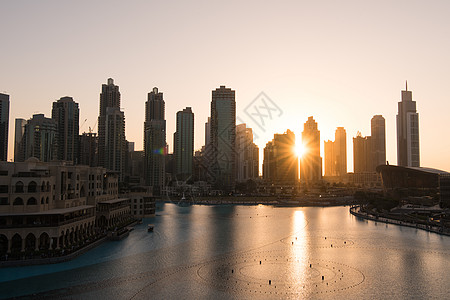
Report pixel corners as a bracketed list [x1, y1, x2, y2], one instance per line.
[0, 204, 449, 299]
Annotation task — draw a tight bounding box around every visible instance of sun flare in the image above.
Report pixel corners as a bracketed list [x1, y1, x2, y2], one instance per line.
[294, 143, 306, 158]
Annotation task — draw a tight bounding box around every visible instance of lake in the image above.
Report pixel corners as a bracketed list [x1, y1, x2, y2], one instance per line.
[1, 203, 449, 299]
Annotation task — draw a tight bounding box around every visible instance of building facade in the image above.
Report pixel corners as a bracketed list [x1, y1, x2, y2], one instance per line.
[397, 82, 420, 167]
[174, 107, 194, 181]
[300, 116, 322, 184]
[235, 124, 259, 182]
[97, 79, 126, 181]
[371, 115, 386, 169]
[144, 87, 166, 195]
[210, 86, 236, 192]
[0, 93, 9, 161]
[15, 114, 57, 162]
[52, 97, 79, 164]
[353, 133, 372, 173]
[0, 160, 130, 257]
[263, 130, 297, 185]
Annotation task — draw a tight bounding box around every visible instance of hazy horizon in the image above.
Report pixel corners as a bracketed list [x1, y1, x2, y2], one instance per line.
[1, 1, 449, 172]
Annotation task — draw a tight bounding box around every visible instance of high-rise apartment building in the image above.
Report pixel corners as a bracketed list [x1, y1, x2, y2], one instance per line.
[0, 93, 10, 161]
[174, 107, 194, 181]
[144, 87, 166, 195]
[98, 78, 126, 180]
[235, 124, 259, 182]
[324, 140, 335, 177]
[353, 132, 372, 173]
[210, 86, 236, 192]
[79, 132, 98, 167]
[14, 118, 26, 162]
[334, 127, 347, 176]
[52, 96, 79, 163]
[300, 116, 322, 184]
[15, 114, 57, 162]
[371, 115, 386, 169]
[263, 130, 297, 185]
[397, 82, 420, 167]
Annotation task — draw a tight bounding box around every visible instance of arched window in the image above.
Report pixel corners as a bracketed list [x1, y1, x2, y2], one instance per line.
[27, 197, 37, 205]
[13, 197, 24, 205]
[28, 181, 37, 193]
[15, 181, 24, 193]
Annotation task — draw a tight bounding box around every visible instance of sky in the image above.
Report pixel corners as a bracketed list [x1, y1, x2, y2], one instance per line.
[1, 0, 449, 172]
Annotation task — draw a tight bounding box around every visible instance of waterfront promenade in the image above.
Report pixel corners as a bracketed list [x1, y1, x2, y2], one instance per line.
[349, 205, 450, 236]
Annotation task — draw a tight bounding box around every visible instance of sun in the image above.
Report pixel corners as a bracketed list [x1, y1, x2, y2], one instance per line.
[294, 143, 306, 158]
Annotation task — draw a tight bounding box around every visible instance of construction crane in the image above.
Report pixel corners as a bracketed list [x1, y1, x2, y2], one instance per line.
[80, 118, 88, 131]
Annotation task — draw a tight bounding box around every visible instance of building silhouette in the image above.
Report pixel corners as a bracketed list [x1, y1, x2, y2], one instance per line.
[335, 127, 347, 176]
[323, 127, 347, 178]
[144, 87, 166, 195]
[324, 140, 335, 177]
[210, 86, 236, 192]
[353, 132, 372, 173]
[300, 116, 322, 184]
[174, 107, 194, 181]
[14, 114, 57, 162]
[397, 82, 420, 167]
[0, 93, 9, 161]
[263, 130, 297, 185]
[79, 132, 98, 167]
[97, 78, 126, 180]
[371, 115, 386, 169]
[52, 96, 79, 164]
[235, 124, 259, 182]
[14, 119, 26, 162]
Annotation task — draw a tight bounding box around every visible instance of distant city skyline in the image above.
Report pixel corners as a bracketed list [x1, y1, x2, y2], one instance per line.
[1, 1, 450, 172]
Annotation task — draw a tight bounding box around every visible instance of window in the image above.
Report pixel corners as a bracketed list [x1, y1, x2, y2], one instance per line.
[0, 185, 8, 193]
[13, 197, 24, 205]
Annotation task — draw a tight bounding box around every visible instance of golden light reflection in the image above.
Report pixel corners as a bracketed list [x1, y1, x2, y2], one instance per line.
[288, 210, 309, 286]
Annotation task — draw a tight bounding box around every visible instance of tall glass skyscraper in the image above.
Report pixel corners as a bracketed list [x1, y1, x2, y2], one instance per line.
[396, 82, 420, 167]
[210, 86, 236, 192]
[144, 87, 166, 195]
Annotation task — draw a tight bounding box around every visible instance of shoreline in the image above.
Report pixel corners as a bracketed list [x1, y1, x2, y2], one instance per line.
[159, 196, 358, 207]
[349, 205, 450, 237]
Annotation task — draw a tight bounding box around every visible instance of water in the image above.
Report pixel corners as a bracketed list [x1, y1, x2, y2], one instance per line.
[0, 204, 449, 299]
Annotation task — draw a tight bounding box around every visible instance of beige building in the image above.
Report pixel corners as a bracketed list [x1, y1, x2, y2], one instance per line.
[0, 159, 130, 257]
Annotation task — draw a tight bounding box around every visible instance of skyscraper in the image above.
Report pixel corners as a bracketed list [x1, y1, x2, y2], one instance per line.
[174, 107, 194, 181]
[235, 124, 259, 182]
[210, 86, 236, 192]
[52, 96, 79, 163]
[396, 82, 420, 167]
[371, 115, 386, 169]
[144, 87, 166, 194]
[0, 93, 10, 161]
[263, 130, 297, 185]
[353, 132, 372, 173]
[324, 140, 335, 177]
[334, 127, 347, 176]
[14, 118, 26, 162]
[98, 78, 126, 180]
[300, 116, 322, 184]
[16, 114, 57, 162]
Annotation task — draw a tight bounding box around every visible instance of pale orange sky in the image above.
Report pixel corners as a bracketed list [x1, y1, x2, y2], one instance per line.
[1, 1, 449, 172]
